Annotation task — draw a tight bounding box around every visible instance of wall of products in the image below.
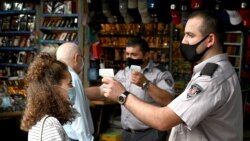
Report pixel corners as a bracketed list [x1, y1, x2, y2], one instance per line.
[87, 0, 250, 93]
[39, 0, 79, 50]
[0, 0, 84, 114]
[0, 1, 37, 80]
[97, 23, 171, 71]
[0, 0, 249, 112]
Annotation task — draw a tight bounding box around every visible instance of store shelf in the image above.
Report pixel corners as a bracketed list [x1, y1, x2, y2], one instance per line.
[0, 63, 29, 68]
[0, 111, 23, 119]
[0, 47, 36, 51]
[228, 54, 242, 57]
[0, 10, 35, 15]
[41, 13, 78, 17]
[224, 31, 244, 78]
[0, 31, 32, 35]
[98, 23, 171, 69]
[39, 39, 65, 44]
[0, 1, 37, 78]
[39, 0, 80, 46]
[40, 27, 78, 31]
[224, 42, 242, 46]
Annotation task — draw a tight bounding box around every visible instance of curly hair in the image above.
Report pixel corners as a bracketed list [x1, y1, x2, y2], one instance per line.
[20, 52, 76, 131]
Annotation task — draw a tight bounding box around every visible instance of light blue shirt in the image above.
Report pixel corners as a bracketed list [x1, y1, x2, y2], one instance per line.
[63, 67, 94, 141]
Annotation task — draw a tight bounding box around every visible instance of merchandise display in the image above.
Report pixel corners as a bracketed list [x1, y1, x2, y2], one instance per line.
[0, 79, 26, 112]
[98, 23, 170, 74]
[0, 0, 249, 140]
[0, 1, 37, 79]
[224, 31, 244, 77]
[39, 0, 78, 45]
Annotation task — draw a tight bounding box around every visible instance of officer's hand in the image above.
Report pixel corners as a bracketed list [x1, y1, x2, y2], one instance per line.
[101, 77, 126, 102]
[130, 71, 147, 87]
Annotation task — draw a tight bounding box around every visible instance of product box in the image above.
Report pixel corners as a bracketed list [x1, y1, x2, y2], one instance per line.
[100, 131, 121, 141]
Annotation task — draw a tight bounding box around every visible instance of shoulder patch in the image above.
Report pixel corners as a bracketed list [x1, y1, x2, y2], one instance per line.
[165, 79, 173, 87]
[200, 63, 218, 77]
[187, 84, 203, 98]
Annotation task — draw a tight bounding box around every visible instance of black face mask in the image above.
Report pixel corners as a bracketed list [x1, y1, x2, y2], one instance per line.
[127, 58, 143, 68]
[180, 34, 210, 63]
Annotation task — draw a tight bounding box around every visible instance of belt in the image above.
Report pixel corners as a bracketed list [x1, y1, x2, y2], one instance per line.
[69, 138, 78, 141]
[125, 128, 152, 134]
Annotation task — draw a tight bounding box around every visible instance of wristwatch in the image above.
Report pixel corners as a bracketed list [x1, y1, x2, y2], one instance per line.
[117, 91, 130, 105]
[142, 80, 150, 90]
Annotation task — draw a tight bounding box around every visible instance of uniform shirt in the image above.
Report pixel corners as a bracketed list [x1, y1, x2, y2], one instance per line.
[115, 60, 175, 130]
[168, 54, 243, 141]
[29, 115, 70, 141]
[63, 67, 94, 141]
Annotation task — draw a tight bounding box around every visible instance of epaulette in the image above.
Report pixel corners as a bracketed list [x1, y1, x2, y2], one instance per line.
[200, 63, 218, 77]
[156, 65, 167, 72]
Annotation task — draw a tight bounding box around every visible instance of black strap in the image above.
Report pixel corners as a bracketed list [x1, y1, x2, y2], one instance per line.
[40, 115, 49, 141]
[125, 128, 152, 133]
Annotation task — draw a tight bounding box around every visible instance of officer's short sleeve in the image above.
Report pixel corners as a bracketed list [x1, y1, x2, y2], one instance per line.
[168, 77, 224, 129]
[155, 71, 175, 96]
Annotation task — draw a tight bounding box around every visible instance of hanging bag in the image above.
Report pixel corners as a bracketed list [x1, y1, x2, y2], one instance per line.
[40, 115, 49, 141]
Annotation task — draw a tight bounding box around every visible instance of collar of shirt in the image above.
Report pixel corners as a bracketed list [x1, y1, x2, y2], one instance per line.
[68, 66, 74, 72]
[193, 53, 228, 75]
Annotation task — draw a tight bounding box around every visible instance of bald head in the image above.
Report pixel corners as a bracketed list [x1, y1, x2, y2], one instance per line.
[56, 42, 83, 74]
[56, 42, 79, 63]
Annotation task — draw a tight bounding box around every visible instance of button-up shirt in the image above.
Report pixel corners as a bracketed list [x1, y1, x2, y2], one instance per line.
[115, 60, 175, 130]
[168, 54, 243, 141]
[63, 67, 94, 141]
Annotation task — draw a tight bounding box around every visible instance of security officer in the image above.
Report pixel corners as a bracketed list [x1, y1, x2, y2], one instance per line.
[101, 10, 243, 141]
[115, 37, 175, 141]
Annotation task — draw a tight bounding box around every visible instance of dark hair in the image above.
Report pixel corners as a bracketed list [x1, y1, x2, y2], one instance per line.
[127, 37, 150, 54]
[20, 52, 76, 131]
[188, 10, 225, 47]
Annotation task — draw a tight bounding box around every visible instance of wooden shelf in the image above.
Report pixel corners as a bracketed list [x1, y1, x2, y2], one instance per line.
[0, 111, 23, 119]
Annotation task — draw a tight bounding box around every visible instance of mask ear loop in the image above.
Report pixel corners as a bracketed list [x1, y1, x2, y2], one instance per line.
[193, 33, 211, 47]
[194, 34, 212, 61]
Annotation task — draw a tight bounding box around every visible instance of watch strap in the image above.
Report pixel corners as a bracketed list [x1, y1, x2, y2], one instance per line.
[123, 90, 130, 96]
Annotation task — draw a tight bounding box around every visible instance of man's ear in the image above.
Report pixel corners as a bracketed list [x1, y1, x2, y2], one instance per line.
[144, 52, 151, 60]
[207, 34, 215, 48]
[73, 53, 78, 63]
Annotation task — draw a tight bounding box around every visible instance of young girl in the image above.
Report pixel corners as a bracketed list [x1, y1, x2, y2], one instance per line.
[20, 53, 77, 141]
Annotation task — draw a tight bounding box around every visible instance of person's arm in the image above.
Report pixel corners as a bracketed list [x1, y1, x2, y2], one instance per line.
[102, 77, 182, 131]
[130, 71, 174, 106]
[144, 81, 173, 106]
[125, 93, 181, 131]
[84, 86, 105, 101]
